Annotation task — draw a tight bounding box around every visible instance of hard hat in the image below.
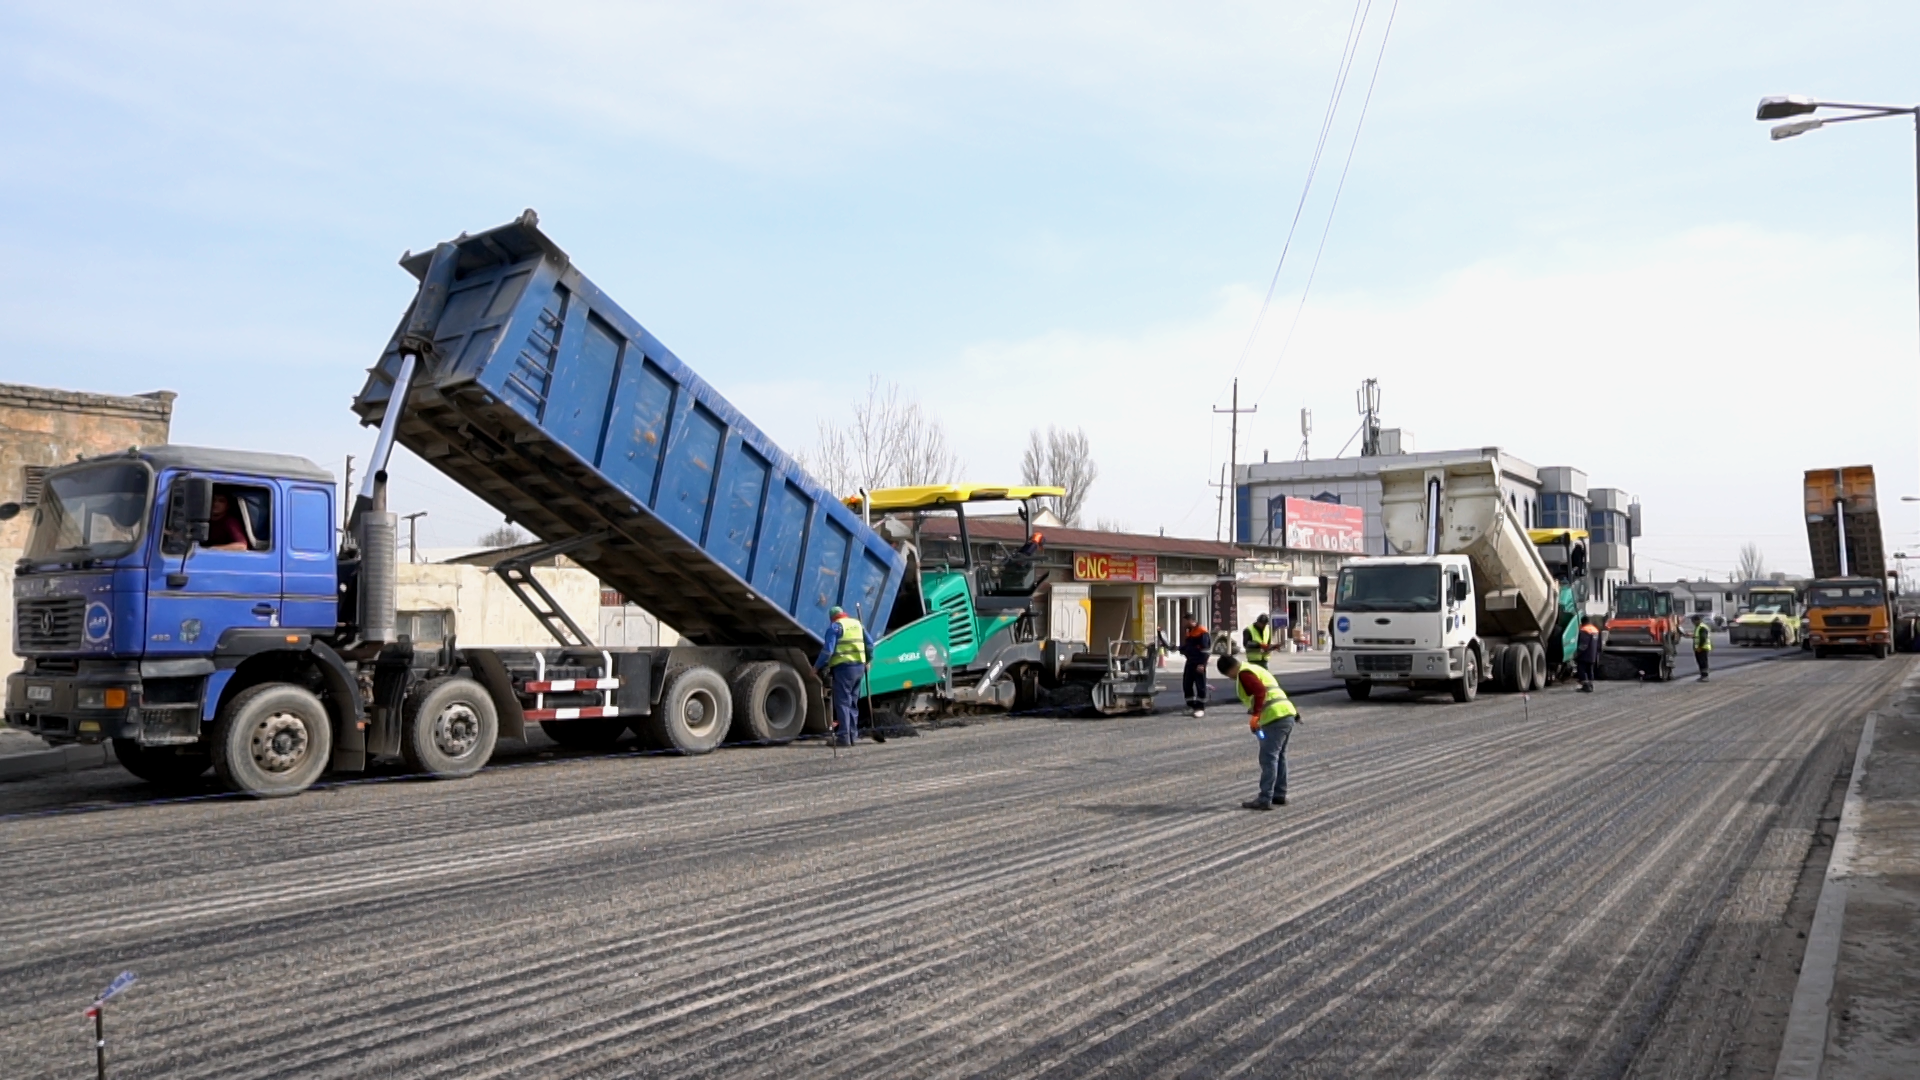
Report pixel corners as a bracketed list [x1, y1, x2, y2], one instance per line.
[829, 605, 845, 617]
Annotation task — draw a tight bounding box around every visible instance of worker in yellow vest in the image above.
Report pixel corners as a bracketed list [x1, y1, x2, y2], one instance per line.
[1692, 613, 1712, 682]
[815, 606, 877, 745]
[1217, 653, 1299, 810]
[1241, 613, 1274, 669]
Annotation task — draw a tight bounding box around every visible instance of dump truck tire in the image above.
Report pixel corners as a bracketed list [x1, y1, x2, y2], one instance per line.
[544, 717, 628, 750]
[730, 662, 807, 744]
[1511, 645, 1534, 694]
[1527, 642, 1548, 691]
[1494, 645, 1518, 693]
[1345, 680, 1372, 701]
[212, 683, 332, 798]
[639, 666, 733, 754]
[111, 739, 210, 787]
[402, 677, 498, 779]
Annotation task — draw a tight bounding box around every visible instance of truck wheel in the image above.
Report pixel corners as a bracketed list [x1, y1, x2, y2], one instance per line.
[1874, 643, 1890, 660]
[1345, 680, 1372, 701]
[729, 662, 807, 744]
[111, 739, 211, 787]
[637, 666, 733, 754]
[1527, 642, 1549, 691]
[402, 677, 498, 779]
[1814, 646, 1829, 659]
[1511, 646, 1535, 694]
[211, 683, 332, 798]
[1450, 653, 1479, 703]
[542, 718, 628, 751]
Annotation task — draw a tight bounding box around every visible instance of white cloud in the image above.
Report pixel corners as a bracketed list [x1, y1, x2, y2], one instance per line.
[744, 221, 1915, 575]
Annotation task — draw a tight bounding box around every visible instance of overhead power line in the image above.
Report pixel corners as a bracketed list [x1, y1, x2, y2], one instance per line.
[1222, 0, 1374, 394]
[1252, 0, 1402, 408]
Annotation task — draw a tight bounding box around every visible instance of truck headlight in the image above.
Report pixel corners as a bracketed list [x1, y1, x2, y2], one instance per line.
[77, 688, 128, 710]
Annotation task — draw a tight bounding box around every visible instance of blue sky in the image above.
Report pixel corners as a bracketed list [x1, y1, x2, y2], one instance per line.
[2, 1, 1917, 578]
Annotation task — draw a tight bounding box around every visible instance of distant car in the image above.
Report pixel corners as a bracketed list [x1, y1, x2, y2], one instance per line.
[1711, 614, 1728, 631]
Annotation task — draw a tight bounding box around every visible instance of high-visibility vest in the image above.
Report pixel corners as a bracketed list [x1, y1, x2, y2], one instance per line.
[1244, 623, 1272, 662]
[1694, 623, 1712, 651]
[829, 616, 868, 667]
[1235, 663, 1297, 726]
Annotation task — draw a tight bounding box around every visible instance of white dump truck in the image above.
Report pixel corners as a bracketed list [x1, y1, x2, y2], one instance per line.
[1329, 459, 1581, 702]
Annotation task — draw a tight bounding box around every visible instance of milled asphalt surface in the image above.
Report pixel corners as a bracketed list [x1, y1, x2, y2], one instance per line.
[0, 644, 1897, 1079]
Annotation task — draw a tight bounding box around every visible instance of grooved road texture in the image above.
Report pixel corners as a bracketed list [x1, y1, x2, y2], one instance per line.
[2, 654, 1903, 1079]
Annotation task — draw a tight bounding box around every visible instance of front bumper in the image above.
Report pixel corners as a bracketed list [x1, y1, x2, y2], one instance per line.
[5, 661, 201, 746]
[1330, 647, 1460, 682]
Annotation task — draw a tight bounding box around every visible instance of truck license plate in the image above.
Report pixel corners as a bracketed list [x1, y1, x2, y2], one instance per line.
[26, 684, 53, 703]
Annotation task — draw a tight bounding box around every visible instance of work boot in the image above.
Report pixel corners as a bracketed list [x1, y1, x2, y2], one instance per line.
[1241, 798, 1272, 811]
[872, 730, 887, 744]
[1274, 795, 1287, 806]
[1192, 708, 1205, 718]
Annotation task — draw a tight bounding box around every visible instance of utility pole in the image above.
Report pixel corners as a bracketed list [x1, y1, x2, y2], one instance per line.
[1211, 463, 1229, 542]
[1297, 408, 1312, 461]
[402, 511, 427, 564]
[1213, 378, 1257, 544]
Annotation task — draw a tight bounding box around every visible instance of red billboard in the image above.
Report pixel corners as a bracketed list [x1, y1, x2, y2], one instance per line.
[1281, 498, 1365, 553]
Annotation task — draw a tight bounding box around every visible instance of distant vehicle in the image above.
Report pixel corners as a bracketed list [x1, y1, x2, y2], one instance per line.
[1731, 586, 1800, 647]
[1803, 466, 1894, 658]
[1604, 585, 1681, 681]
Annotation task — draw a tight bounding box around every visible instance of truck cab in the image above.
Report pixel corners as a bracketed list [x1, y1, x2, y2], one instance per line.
[1328, 554, 1479, 701]
[1805, 577, 1892, 658]
[5, 447, 346, 783]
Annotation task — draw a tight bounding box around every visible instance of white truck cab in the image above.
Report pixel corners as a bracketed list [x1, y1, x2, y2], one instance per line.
[1329, 555, 1479, 701]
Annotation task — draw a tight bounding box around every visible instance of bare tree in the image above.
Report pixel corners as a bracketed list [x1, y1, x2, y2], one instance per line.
[1093, 517, 1129, 534]
[1736, 542, 1768, 582]
[478, 524, 529, 548]
[805, 377, 964, 496]
[1020, 426, 1099, 527]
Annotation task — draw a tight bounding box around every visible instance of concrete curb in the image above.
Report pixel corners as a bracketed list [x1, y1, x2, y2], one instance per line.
[0, 742, 111, 782]
[1772, 688, 1888, 1079]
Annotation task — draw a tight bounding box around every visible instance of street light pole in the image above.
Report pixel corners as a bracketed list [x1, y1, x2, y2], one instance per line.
[1758, 94, 1920, 517]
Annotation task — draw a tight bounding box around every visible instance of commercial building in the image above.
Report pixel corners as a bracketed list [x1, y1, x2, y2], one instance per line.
[0, 382, 175, 662]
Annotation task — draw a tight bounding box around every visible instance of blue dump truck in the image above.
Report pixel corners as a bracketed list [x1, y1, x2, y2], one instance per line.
[4, 212, 1129, 797]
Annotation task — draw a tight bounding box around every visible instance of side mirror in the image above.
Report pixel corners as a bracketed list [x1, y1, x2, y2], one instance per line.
[0, 501, 18, 522]
[1452, 578, 1471, 603]
[182, 477, 214, 542]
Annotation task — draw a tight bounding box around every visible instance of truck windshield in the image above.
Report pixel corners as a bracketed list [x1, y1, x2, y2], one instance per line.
[1614, 590, 1654, 617]
[1808, 584, 1883, 607]
[1336, 564, 1443, 612]
[22, 461, 152, 566]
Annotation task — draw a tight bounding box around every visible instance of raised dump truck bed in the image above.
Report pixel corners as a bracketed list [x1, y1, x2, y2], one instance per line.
[352, 213, 904, 652]
[1805, 465, 1884, 581]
